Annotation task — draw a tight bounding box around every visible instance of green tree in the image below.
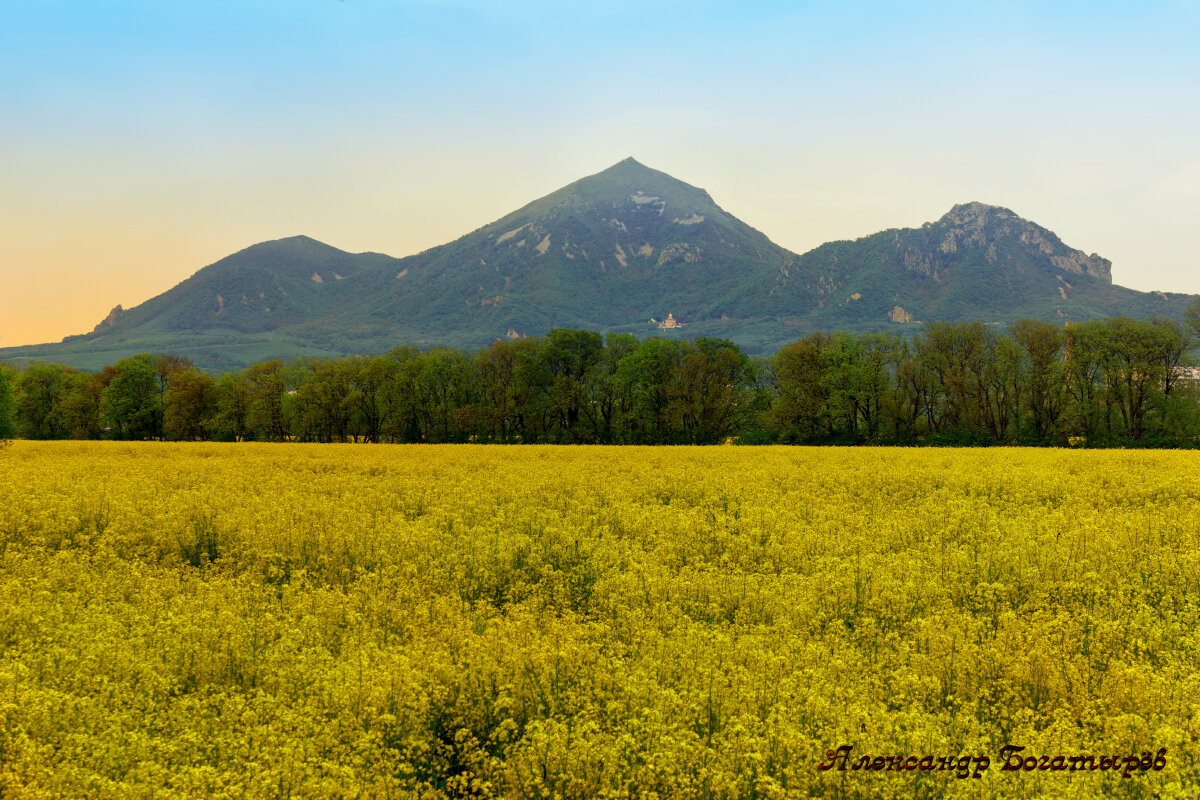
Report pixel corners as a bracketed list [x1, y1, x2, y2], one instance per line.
[1097, 317, 1185, 440]
[101, 354, 163, 440]
[291, 359, 343, 442]
[913, 321, 1020, 442]
[1062, 321, 1109, 440]
[156, 355, 195, 393]
[1186, 296, 1200, 339]
[770, 333, 833, 442]
[1149, 317, 1194, 402]
[346, 356, 392, 444]
[377, 346, 423, 443]
[615, 338, 686, 443]
[982, 334, 1023, 443]
[14, 363, 61, 439]
[213, 372, 250, 441]
[914, 322, 985, 439]
[14, 362, 84, 439]
[821, 333, 900, 442]
[290, 358, 381, 443]
[595, 333, 640, 443]
[412, 349, 474, 443]
[57, 370, 106, 439]
[0, 365, 16, 444]
[675, 338, 754, 443]
[1009, 319, 1066, 442]
[473, 339, 540, 443]
[537, 329, 604, 442]
[163, 368, 219, 441]
[890, 340, 936, 442]
[1155, 313, 1200, 440]
[242, 360, 290, 442]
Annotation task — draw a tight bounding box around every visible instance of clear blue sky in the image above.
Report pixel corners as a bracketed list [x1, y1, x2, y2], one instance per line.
[2, 1, 1198, 344]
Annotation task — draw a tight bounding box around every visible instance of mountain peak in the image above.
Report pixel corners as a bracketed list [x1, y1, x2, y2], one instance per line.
[237, 234, 343, 255]
[483, 157, 733, 235]
[938, 202, 1019, 227]
[586, 156, 680, 186]
[210, 235, 372, 276]
[929, 202, 1111, 282]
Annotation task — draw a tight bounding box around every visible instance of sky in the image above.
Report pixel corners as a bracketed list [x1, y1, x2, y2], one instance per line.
[2, 0, 1198, 346]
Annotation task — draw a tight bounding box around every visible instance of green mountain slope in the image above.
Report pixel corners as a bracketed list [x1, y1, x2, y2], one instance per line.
[1, 162, 1193, 371]
[87, 235, 395, 338]
[351, 157, 795, 344]
[1, 237, 399, 370]
[774, 202, 1191, 329]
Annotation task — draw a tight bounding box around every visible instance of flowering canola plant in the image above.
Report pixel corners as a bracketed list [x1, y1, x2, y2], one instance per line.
[0, 441, 1197, 798]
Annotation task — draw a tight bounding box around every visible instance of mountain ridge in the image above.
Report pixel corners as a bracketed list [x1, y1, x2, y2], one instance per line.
[2, 159, 1194, 371]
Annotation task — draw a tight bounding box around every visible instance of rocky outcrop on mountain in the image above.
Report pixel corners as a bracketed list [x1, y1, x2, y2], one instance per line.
[90, 305, 124, 333]
[931, 202, 1112, 282]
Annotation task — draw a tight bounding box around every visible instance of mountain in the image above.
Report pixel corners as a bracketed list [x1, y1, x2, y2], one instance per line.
[90, 235, 394, 338]
[1, 159, 1194, 371]
[18, 236, 399, 371]
[768, 201, 1190, 329]
[349, 157, 796, 345]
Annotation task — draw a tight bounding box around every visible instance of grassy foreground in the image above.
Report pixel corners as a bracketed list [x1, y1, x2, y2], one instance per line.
[0, 442, 1198, 799]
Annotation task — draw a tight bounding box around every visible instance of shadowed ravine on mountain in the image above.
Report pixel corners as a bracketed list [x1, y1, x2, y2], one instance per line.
[3, 158, 1193, 371]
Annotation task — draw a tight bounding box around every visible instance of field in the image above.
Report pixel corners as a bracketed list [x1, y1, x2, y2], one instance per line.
[0, 442, 1198, 798]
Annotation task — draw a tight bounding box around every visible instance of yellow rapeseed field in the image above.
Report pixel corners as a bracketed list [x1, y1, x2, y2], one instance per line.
[0, 441, 1197, 798]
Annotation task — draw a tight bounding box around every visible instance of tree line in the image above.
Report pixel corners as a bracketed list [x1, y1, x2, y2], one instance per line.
[3, 311, 1200, 447]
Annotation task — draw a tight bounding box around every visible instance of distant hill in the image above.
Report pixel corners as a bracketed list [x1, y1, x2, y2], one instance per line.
[88, 236, 394, 338]
[2, 159, 1193, 371]
[769, 201, 1190, 330]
